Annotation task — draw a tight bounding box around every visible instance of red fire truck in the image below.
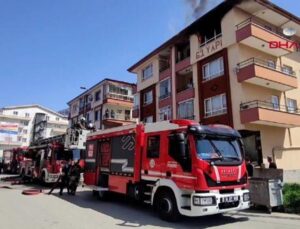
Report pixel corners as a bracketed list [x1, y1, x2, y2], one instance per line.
[20, 127, 89, 183]
[84, 120, 250, 221]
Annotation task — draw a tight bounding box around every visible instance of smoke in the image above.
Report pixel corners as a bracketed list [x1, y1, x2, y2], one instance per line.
[185, 0, 209, 20]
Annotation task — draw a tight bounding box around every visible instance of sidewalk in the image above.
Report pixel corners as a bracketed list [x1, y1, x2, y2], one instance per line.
[227, 209, 300, 221]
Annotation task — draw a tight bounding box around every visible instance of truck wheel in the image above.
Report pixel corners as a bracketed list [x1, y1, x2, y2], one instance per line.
[155, 190, 180, 222]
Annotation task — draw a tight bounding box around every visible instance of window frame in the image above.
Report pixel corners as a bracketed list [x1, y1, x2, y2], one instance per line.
[159, 78, 171, 100]
[146, 135, 160, 158]
[143, 90, 153, 105]
[286, 98, 298, 113]
[204, 93, 227, 118]
[142, 64, 153, 81]
[202, 57, 224, 81]
[177, 99, 194, 120]
[159, 106, 171, 121]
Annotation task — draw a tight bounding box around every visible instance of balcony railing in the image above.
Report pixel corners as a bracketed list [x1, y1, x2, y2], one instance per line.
[103, 113, 132, 121]
[237, 58, 296, 77]
[240, 100, 300, 114]
[236, 17, 299, 46]
[159, 92, 171, 100]
[105, 93, 134, 102]
[159, 64, 171, 73]
[176, 85, 193, 93]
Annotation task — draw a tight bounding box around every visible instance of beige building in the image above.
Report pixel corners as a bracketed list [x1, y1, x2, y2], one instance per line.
[68, 78, 136, 130]
[128, 0, 300, 175]
[0, 104, 68, 155]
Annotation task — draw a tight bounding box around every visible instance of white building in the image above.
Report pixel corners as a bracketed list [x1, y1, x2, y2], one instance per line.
[68, 78, 136, 130]
[0, 104, 68, 155]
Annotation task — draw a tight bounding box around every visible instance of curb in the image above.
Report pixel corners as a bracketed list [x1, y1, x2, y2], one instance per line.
[227, 211, 300, 221]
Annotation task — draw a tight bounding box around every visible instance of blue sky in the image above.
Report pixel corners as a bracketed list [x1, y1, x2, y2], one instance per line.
[0, 0, 298, 111]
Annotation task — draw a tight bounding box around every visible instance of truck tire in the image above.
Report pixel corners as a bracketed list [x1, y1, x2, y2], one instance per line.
[155, 190, 180, 222]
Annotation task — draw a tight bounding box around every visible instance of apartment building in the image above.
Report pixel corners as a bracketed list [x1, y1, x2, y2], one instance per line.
[0, 104, 68, 154]
[128, 0, 300, 172]
[68, 78, 136, 130]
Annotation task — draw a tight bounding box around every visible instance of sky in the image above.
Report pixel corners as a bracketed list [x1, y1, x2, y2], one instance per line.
[0, 0, 298, 111]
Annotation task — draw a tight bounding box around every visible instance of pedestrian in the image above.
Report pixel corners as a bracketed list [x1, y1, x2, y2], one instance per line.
[59, 160, 72, 195]
[267, 156, 277, 169]
[245, 157, 254, 177]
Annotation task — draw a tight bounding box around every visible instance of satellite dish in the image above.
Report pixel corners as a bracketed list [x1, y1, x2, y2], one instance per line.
[283, 27, 296, 37]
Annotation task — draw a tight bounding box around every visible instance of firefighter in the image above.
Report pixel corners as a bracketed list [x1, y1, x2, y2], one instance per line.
[68, 161, 81, 195]
[59, 160, 72, 195]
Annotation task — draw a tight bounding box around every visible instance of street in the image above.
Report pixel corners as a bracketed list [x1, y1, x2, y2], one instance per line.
[0, 175, 299, 229]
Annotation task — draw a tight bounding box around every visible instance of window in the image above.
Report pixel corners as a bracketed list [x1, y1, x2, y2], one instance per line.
[267, 60, 276, 69]
[17, 136, 22, 142]
[23, 129, 28, 134]
[13, 111, 18, 115]
[282, 65, 293, 75]
[108, 84, 130, 96]
[94, 110, 99, 121]
[159, 79, 171, 100]
[147, 136, 160, 158]
[287, 98, 297, 113]
[21, 121, 29, 126]
[86, 113, 90, 122]
[144, 116, 153, 123]
[202, 57, 224, 81]
[159, 106, 171, 121]
[25, 113, 30, 117]
[56, 117, 60, 121]
[272, 95, 280, 110]
[204, 94, 227, 117]
[143, 91, 153, 105]
[22, 138, 27, 143]
[46, 116, 50, 121]
[142, 64, 153, 81]
[72, 104, 78, 113]
[133, 94, 139, 108]
[95, 90, 101, 101]
[178, 100, 194, 119]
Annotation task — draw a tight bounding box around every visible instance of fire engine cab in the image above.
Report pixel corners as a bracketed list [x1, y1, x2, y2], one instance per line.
[84, 120, 250, 221]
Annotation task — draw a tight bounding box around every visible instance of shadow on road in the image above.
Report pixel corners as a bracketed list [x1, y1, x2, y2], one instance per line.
[53, 190, 249, 228]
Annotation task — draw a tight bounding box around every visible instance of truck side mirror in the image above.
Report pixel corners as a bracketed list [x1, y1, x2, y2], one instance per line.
[175, 133, 187, 160]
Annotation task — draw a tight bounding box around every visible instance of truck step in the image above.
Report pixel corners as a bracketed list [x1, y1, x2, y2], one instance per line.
[144, 200, 152, 204]
[181, 206, 191, 210]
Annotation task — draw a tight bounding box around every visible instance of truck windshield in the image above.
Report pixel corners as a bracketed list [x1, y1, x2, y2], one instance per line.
[196, 137, 242, 162]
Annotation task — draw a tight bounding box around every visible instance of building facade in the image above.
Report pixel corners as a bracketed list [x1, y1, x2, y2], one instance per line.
[68, 78, 136, 130]
[128, 0, 300, 172]
[0, 104, 68, 155]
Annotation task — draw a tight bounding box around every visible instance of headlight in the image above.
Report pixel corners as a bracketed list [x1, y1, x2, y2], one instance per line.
[243, 192, 250, 202]
[193, 196, 216, 206]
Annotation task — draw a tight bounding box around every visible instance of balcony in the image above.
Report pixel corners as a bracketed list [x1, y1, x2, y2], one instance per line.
[236, 18, 297, 56]
[102, 112, 135, 127]
[240, 100, 300, 128]
[175, 57, 190, 72]
[237, 58, 298, 91]
[176, 86, 195, 103]
[159, 66, 171, 81]
[103, 93, 134, 107]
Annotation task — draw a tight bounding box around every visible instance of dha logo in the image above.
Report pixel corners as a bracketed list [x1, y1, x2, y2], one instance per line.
[269, 27, 300, 50]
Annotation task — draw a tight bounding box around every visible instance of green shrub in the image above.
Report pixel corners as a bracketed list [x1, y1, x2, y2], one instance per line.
[283, 183, 300, 213]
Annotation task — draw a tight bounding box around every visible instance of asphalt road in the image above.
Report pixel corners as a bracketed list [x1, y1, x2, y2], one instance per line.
[0, 175, 300, 229]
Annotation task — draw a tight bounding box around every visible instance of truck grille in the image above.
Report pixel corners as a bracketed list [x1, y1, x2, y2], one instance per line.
[218, 201, 239, 210]
[205, 174, 247, 187]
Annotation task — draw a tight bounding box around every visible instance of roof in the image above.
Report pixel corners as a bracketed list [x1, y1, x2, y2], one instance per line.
[1, 104, 68, 119]
[127, 0, 300, 72]
[67, 78, 136, 105]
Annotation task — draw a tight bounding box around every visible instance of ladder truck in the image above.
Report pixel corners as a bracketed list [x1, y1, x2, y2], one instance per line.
[20, 126, 89, 183]
[84, 120, 250, 221]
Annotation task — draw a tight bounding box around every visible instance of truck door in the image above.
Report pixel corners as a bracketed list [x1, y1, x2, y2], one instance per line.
[97, 139, 111, 187]
[84, 140, 98, 186]
[142, 134, 163, 178]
